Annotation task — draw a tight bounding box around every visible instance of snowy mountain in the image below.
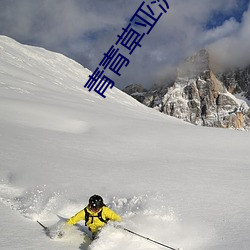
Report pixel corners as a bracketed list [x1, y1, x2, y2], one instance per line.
[124, 49, 250, 130]
[0, 36, 250, 250]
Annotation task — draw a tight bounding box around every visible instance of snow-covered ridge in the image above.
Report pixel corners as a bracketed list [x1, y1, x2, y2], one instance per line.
[0, 36, 250, 250]
[0, 35, 154, 133]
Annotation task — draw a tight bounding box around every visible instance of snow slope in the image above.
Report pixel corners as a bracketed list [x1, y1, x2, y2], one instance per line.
[0, 35, 250, 250]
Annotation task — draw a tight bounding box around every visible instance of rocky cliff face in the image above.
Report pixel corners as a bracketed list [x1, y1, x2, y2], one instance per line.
[217, 66, 250, 100]
[123, 49, 250, 130]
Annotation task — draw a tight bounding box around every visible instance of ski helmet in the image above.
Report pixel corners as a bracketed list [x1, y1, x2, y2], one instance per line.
[89, 195, 104, 210]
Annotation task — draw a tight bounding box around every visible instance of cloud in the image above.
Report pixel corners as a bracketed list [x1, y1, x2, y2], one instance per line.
[200, 18, 240, 45]
[0, 0, 249, 89]
[209, 2, 250, 69]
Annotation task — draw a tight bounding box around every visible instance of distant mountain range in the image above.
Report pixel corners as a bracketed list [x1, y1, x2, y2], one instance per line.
[123, 49, 250, 130]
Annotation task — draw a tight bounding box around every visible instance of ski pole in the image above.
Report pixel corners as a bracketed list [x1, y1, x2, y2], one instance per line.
[37, 220, 48, 231]
[122, 227, 180, 250]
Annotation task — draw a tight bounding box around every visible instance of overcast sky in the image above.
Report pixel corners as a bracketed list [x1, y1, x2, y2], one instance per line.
[0, 0, 249, 89]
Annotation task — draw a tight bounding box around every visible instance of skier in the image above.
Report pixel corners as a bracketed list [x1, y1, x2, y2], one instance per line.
[66, 194, 121, 239]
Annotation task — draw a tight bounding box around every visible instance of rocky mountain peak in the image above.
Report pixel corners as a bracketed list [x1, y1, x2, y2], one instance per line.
[123, 49, 250, 130]
[177, 48, 210, 78]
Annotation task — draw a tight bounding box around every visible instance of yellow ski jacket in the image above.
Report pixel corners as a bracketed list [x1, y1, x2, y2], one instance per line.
[67, 206, 121, 233]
